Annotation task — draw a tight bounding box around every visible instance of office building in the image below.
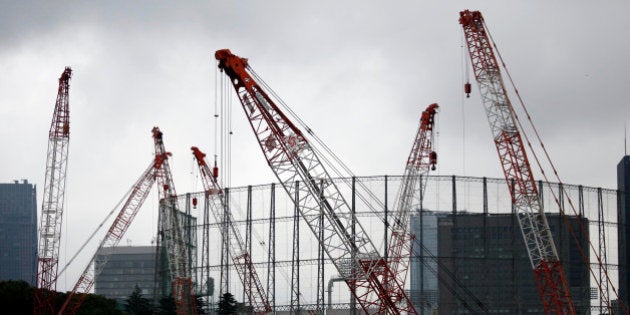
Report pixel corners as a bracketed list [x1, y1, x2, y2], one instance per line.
[618, 155, 630, 308]
[94, 246, 157, 303]
[437, 213, 590, 314]
[409, 210, 443, 315]
[0, 180, 37, 285]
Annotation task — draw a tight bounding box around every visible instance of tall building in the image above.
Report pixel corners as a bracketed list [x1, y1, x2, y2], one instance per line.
[437, 213, 590, 314]
[0, 180, 37, 285]
[618, 155, 630, 308]
[409, 210, 443, 315]
[94, 246, 157, 303]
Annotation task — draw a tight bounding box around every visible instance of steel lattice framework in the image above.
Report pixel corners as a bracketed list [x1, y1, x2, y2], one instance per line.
[187, 174, 618, 313]
[384, 103, 438, 301]
[215, 49, 416, 315]
[191, 146, 272, 313]
[58, 159, 161, 314]
[34, 67, 72, 315]
[459, 10, 575, 314]
[153, 127, 198, 315]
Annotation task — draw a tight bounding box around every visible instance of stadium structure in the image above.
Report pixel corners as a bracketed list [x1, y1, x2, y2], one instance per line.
[169, 174, 622, 314]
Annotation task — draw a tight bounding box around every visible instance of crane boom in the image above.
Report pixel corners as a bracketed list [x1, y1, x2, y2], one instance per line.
[191, 146, 272, 313]
[34, 67, 72, 315]
[215, 49, 416, 315]
[152, 127, 197, 315]
[58, 158, 161, 314]
[384, 103, 438, 301]
[459, 10, 575, 314]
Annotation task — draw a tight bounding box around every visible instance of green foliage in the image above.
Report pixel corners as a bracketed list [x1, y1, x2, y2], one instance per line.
[195, 295, 208, 315]
[157, 295, 176, 315]
[236, 302, 253, 314]
[157, 294, 208, 315]
[217, 292, 238, 315]
[0, 280, 121, 315]
[0, 280, 34, 314]
[124, 285, 154, 315]
[73, 292, 122, 315]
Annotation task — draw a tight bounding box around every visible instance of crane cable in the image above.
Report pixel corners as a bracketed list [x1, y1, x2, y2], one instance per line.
[58, 185, 135, 277]
[484, 20, 625, 313]
[460, 33, 471, 209]
[216, 67, 309, 307]
[460, 32, 470, 176]
[248, 67, 392, 225]
[246, 67, 487, 310]
[251, 66, 441, 242]
[214, 60, 219, 172]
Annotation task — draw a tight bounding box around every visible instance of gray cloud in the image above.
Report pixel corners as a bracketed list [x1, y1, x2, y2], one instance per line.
[1, 0, 628, 291]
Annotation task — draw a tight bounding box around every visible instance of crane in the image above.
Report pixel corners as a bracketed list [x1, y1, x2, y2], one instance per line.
[58, 157, 163, 314]
[215, 49, 416, 315]
[459, 10, 575, 314]
[191, 146, 272, 313]
[34, 67, 72, 315]
[152, 127, 198, 315]
[384, 103, 438, 302]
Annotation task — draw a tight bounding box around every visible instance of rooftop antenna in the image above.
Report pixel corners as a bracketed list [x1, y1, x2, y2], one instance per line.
[625, 122, 627, 156]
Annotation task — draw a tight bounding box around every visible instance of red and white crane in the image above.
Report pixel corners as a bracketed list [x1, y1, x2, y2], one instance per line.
[215, 49, 416, 315]
[58, 128, 197, 315]
[153, 127, 198, 315]
[191, 146, 272, 313]
[459, 10, 575, 314]
[384, 103, 438, 301]
[34, 67, 72, 315]
[58, 157, 163, 314]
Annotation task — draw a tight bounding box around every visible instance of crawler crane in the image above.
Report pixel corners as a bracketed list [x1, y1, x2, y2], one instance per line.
[153, 127, 198, 315]
[58, 157, 163, 314]
[384, 103, 438, 302]
[215, 49, 416, 314]
[191, 146, 272, 313]
[460, 10, 574, 314]
[34, 67, 72, 315]
[58, 128, 197, 315]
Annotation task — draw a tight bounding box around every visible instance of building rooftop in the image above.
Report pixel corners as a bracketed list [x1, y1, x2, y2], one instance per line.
[97, 245, 156, 255]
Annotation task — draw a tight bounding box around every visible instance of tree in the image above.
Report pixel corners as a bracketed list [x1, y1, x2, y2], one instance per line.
[217, 292, 238, 315]
[0, 280, 121, 315]
[125, 285, 153, 315]
[157, 294, 207, 315]
[195, 295, 208, 315]
[0, 280, 34, 315]
[68, 292, 122, 315]
[157, 295, 175, 315]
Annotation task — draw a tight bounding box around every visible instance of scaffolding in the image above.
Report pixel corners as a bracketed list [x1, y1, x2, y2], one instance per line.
[172, 174, 623, 314]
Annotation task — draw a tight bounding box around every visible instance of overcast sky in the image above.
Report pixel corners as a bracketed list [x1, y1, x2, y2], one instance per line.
[1, 1, 629, 292]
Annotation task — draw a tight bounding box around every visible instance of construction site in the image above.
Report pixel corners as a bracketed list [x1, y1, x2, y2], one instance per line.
[6, 5, 627, 315]
[184, 174, 621, 314]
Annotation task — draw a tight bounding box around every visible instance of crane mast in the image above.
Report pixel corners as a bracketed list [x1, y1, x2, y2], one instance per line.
[215, 49, 416, 315]
[152, 127, 198, 315]
[191, 146, 272, 313]
[34, 67, 72, 315]
[384, 103, 438, 298]
[58, 158, 161, 314]
[459, 10, 575, 314]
